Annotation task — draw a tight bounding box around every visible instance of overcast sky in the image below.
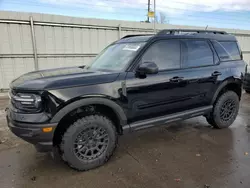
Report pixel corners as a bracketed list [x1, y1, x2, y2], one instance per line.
[1, 0, 250, 30]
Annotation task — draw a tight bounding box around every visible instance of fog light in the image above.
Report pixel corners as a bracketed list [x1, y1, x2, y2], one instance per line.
[42, 127, 53, 133]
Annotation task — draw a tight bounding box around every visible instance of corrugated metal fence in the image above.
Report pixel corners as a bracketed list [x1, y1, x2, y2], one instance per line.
[1, 11, 250, 90]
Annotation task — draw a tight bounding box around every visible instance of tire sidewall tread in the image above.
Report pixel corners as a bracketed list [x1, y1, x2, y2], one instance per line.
[209, 91, 239, 129]
[60, 115, 117, 171]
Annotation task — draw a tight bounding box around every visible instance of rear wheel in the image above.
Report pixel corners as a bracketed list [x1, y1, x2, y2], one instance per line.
[60, 115, 117, 171]
[206, 91, 239, 129]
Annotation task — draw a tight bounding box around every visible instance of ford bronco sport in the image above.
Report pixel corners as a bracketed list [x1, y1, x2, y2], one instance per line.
[6, 29, 246, 171]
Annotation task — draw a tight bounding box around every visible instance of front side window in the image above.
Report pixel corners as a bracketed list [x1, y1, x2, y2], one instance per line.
[141, 40, 181, 70]
[181, 40, 214, 68]
[88, 42, 145, 71]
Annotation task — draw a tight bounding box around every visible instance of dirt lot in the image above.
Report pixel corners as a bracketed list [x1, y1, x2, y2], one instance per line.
[1, 94, 250, 188]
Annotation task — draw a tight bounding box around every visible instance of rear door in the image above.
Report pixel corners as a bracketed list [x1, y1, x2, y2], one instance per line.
[179, 39, 219, 107]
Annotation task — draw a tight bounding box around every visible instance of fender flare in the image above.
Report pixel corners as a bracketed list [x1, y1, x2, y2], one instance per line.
[211, 79, 242, 104]
[50, 98, 127, 126]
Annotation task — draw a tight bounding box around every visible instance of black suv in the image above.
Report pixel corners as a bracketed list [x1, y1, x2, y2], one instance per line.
[6, 29, 246, 171]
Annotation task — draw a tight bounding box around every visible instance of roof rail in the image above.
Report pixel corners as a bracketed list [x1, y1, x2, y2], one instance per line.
[121, 34, 153, 39]
[157, 29, 227, 36]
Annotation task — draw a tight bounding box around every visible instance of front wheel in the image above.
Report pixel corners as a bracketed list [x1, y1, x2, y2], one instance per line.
[60, 115, 117, 171]
[206, 91, 239, 129]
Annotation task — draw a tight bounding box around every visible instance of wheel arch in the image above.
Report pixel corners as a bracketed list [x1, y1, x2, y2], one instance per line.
[51, 97, 127, 146]
[50, 97, 127, 125]
[211, 78, 242, 104]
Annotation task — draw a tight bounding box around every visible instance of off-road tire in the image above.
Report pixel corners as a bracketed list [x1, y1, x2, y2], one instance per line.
[60, 115, 117, 171]
[206, 91, 239, 129]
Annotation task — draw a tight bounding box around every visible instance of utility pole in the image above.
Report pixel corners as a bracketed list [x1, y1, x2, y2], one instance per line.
[154, 0, 156, 33]
[147, 0, 150, 22]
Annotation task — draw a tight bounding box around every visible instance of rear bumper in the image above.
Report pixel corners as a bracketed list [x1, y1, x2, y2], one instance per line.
[6, 109, 57, 152]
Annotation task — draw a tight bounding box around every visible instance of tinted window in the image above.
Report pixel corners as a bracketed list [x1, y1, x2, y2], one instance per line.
[141, 40, 180, 70]
[212, 41, 241, 61]
[182, 40, 214, 68]
[90, 42, 145, 71]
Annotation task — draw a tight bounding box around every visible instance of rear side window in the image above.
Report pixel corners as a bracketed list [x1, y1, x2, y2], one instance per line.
[181, 40, 214, 68]
[141, 40, 181, 70]
[212, 41, 241, 61]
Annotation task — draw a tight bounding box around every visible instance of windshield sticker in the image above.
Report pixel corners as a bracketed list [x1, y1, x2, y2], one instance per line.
[123, 44, 141, 51]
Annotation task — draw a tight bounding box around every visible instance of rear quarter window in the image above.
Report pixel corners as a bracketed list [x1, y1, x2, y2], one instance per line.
[212, 41, 241, 61]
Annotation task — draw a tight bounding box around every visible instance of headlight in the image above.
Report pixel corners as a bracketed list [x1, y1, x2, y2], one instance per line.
[10, 92, 42, 112]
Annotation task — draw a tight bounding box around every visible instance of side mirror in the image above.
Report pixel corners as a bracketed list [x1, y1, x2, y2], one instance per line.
[136, 62, 159, 75]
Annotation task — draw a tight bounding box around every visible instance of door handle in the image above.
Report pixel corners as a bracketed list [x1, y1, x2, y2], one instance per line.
[212, 71, 222, 76]
[170, 76, 184, 82]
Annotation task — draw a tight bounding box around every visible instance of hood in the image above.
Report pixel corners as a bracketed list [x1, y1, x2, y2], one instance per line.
[10, 66, 119, 90]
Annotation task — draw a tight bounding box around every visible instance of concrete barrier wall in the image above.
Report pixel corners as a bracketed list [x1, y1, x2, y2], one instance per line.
[1, 11, 250, 90]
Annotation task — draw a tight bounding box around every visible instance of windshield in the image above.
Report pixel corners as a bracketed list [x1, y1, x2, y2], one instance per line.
[88, 42, 145, 71]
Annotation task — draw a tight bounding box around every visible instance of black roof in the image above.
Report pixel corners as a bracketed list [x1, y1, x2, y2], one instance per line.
[117, 29, 237, 43]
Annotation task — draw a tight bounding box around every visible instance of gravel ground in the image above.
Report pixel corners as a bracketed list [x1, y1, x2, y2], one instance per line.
[1, 94, 250, 188]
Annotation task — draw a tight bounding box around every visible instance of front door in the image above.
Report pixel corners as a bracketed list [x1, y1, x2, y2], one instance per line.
[125, 39, 186, 123]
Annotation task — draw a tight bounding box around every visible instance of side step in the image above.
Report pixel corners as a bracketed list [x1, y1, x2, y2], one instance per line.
[124, 106, 213, 133]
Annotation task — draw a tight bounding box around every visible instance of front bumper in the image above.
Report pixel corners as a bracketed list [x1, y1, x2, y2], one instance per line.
[6, 108, 57, 152]
[243, 73, 250, 90]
